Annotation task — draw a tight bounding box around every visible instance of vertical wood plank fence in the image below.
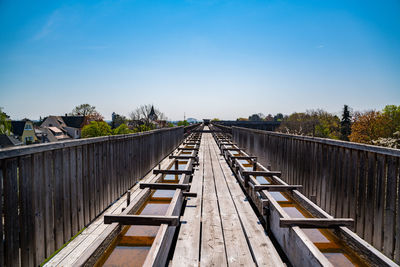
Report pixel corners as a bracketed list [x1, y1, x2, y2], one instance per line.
[231, 126, 400, 264]
[0, 127, 183, 267]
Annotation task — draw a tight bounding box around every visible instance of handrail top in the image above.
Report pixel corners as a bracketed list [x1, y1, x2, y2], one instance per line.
[0, 127, 183, 160]
[232, 126, 400, 157]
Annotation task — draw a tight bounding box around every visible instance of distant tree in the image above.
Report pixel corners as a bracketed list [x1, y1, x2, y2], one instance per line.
[71, 104, 104, 121]
[111, 112, 128, 129]
[0, 107, 11, 135]
[348, 105, 400, 147]
[265, 114, 274, 121]
[349, 111, 392, 144]
[112, 123, 131, 135]
[313, 110, 340, 139]
[340, 105, 352, 141]
[274, 113, 284, 122]
[211, 118, 220, 122]
[133, 124, 155, 133]
[177, 120, 189, 126]
[249, 114, 263, 121]
[278, 109, 340, 139]
[72, 103, 95, 116]
[129, 104, 166, 127]
[278, 112, 311, 135]
[81, 121, 112, 138]
[372, 131, 400, 149]
[90, 112, 104, 121]
[382, 105, 400, 133]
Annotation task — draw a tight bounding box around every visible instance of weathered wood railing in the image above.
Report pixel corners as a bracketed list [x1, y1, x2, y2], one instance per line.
[183, 123, 201, 136]
[0, 127, 183, 267]
[230, 126, 400, 264]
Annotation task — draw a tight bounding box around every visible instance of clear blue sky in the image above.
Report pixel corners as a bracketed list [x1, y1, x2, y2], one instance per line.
[1, 0, 399, 120]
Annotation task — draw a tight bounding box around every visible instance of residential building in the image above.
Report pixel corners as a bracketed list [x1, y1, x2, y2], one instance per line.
[11, 120, 37, 144]
[0, 134, 23, 148]
[35, 126, 71, 143]
[41, 115, 88, 139]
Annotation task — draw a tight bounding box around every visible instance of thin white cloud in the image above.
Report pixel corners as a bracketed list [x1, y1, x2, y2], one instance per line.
[316, 44, 325, 49]
[33, 9, 61, 40]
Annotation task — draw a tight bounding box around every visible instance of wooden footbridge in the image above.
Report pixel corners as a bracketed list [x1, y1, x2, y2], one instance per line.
[0, 123, 399, 266]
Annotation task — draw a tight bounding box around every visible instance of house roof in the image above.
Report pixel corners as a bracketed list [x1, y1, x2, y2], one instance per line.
[11, 121, 26, 136]
[48, 126, 63, 133]
[61, 116, 86, 128]
[0, 134, 23, 148]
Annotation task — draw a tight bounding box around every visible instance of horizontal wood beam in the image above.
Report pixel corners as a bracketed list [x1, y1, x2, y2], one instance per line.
[221, 147, 242, 152]
[177, 147, 199, 151]
[153, 169, 192, 175]
[139, 183, 191, 190]
[219, 142, 237, 146]
[230, 156, 257, 160]
[242, 170, 281, 177]
[279, 218, 354, 228]
[182, 192, 197, 197]
[254, 185, 302, 192]
[169, 155, 198, 160]
[104, 215, 180, 226]
[193, 130, 219, 133]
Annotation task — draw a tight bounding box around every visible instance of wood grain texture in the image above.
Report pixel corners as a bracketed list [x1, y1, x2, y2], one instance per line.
[200, 134, 228, 266]
[0, 127, 183, 266]
[231, 126, 400, 264]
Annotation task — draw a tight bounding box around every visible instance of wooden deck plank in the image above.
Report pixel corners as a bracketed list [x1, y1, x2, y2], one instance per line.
[209, 138, 255, 267]
[172, 130, 283, 267]
[44, 155, 174, 266]
[46, 130, 282, 267]
[200, 134, 228, 267]
[171, 142, 204, 267]
[211, 137, 284, 267]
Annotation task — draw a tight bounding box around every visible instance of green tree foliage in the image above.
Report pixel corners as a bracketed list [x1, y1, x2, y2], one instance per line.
[274, 105, 399, 148]
[177, 120, 189, 126]
[112, 123, 131, 135]
[278, 109, 340, 139]
[133, 124, 155, 132]
[111, 112, 128, 129]
[274, 113, 284, 122]
[382, 105, 400, 133]
[0, 107, 11, 135]
[81, 121, 112, 138]
[211, 118, 220, 121]
[340, 105, 352, 141]
[314, 110, 341, 139]
[248, 113, 264, 121]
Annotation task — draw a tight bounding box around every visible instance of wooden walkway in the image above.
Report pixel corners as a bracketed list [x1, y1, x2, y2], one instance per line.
[171, 132, 283, 267]
[45, 130, 283, 266]
[44, 156, 175, 266]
